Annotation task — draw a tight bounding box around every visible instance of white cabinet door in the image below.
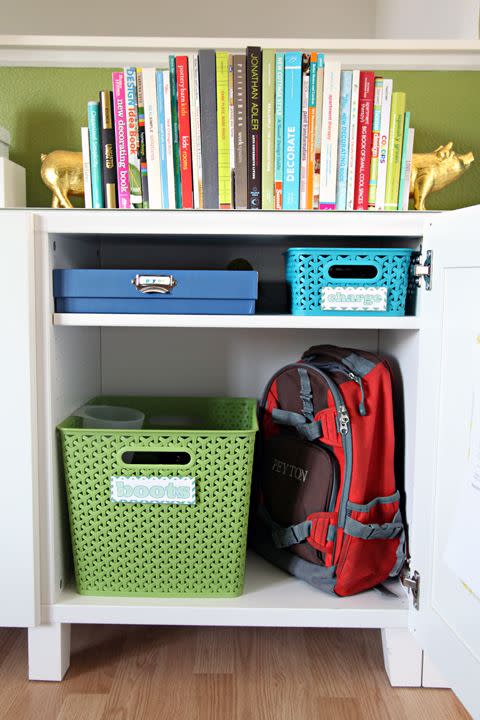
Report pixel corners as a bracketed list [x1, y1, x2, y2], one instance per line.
[0, 211, 39, 626]
[411, 205, 480, 718]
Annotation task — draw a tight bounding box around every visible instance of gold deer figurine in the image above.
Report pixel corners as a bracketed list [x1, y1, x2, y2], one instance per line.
[410, 142, 474, 210]
[40, 150, 84, 208]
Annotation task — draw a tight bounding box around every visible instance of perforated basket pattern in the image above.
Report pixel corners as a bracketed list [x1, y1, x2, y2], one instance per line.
[285, 248, 414, 316]
[58, 397, 257, 598]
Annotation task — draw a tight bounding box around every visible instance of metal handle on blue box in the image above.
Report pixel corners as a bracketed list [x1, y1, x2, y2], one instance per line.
[132, 274, 177, 294]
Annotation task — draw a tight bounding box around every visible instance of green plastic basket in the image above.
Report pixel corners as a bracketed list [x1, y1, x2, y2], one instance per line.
[58, 396, 258, 598]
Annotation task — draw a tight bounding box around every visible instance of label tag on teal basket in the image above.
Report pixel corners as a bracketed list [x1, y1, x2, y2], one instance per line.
[321, 286, 387, 312]
[110, 475, 196, 505]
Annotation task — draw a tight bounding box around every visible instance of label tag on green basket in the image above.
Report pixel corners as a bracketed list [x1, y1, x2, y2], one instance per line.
[321, 286, 387, 312]
[110, 475, 196, 505]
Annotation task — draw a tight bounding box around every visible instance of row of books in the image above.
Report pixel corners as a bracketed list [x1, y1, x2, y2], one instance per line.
[81, 49, 414, 211]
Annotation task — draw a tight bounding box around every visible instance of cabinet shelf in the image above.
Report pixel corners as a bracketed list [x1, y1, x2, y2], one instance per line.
[53, 313, 421, 330]
[45, 552, 408, 628]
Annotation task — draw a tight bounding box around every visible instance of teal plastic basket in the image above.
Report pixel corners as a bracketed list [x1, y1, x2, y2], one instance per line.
[58, 396, 258, 598]
[285, 247, 415, 316]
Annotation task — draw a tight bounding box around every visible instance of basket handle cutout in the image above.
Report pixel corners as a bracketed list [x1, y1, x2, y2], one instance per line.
[121, 450, 192, 466]
[327, 264, 379, 280]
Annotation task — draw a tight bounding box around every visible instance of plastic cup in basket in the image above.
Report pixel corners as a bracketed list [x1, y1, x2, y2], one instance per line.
[76, 404, 145, 430]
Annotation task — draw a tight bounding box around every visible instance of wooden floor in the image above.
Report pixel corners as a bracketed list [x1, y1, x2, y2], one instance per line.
[0, 625, 470, 720]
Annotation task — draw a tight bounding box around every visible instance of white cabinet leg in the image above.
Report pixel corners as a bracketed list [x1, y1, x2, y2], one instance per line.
[381, 628, 422, 687]
[28, 623, 71, 681]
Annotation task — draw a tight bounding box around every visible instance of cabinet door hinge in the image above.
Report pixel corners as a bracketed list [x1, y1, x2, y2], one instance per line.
[401, 568, 420, 610]
[414, 250, 433, 291]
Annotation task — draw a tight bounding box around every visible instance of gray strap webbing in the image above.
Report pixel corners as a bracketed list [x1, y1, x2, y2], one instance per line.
[344, 513, 404, 540]
[347, 491, 401, 514]
[271, 408, 323, 441]
[390, 516, 407, 577]
[298, 368, 314, 421]
[343, 352, 376, 378]
[259, 505, 312, 548]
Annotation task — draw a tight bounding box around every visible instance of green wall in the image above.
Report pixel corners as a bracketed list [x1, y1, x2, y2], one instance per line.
[0, 67, 479, 210]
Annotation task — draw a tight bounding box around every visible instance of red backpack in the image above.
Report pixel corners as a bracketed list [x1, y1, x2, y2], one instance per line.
[252, 345, 405, 596]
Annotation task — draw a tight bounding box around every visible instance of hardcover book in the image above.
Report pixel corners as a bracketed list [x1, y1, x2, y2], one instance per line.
[169, 56, 182, 208]
[353, 71, 375, 211]
[375, 78, 393, 211]
[141, 68, 162, 209]
[367, 77, 383, 209]
[99, 89, 118, 209]
[233, 54, 247, 209]
[261, 48, 275, 210]
[198, 49, 219, 209]
[299, 53, 310, 210]
[282, 51, 302, 210]
[87, 101, 104, 209]
[246, 46, 262, 209]
[346, 69, 360, 211]
[274, 52, 284, 210]
[312, 53, 324, 209]
[81, 127, 92, 209]
[112, 71, 131, 209]
[162, 69, 176, 209]
[335, 70, 352, 212]
[124, 67, 142, 207]
[135, 69, 149, 208]
[156, 70, 169, 209]
[397, 111, 411, 210]
[216, 51, 231, 209]
[319, 60, 341, 210]
[176, 55, 194, 209]
[384, 92, 406, 211]
[190, 54, 203, 209]
[305, 52, 318, 210]
[400, 127, 415, 211]
[228, 55, 235, 207]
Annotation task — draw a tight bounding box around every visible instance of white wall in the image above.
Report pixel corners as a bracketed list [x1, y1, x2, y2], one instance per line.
[0, 0, 375, 38]
[375, 0, 479, 39]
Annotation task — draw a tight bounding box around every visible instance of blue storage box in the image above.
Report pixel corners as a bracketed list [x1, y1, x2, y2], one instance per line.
[285, 247, 414, 316]
[53, 269, 258, 315]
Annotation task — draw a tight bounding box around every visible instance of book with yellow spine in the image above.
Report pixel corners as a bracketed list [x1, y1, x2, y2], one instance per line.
[261, 49, 275, 210]
[384, 91, 406, 211]
[216, 51, 231, 208]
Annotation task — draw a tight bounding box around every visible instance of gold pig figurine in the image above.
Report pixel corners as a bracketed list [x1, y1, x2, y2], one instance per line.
[40, 150, 84, 208]
[410, 142, 474, 211]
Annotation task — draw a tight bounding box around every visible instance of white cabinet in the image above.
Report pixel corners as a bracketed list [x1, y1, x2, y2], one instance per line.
[0, 207, 478, 716]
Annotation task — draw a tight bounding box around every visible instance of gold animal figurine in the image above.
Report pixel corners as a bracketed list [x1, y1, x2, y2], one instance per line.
[40, 150, 84, 208]
[410, 142, 474, 211]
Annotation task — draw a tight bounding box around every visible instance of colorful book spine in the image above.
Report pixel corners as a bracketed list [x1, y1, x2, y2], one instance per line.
[353, 71, 375, 211]
[156, 70, 169, 209]
[335, 70, 352, 212]
[346, 70, 360, 211]
[228, 55, 235, 207]
[81, 127, 92, 209]
[141, 68, 162, 209]
[305, 52, 317, 210]
[312, 54, 324, 209]
[397, 111, 411, 210]
[99, 90, 117, 209]
[169, 56, 182, 208]
[216, 52, 231, 209]
[299, 53, 310, 210]
[261, 48, 275, 210]
[176, 56, 194, 209]
[368, 77, 383, 210]
[274, 52, 284, 210]
[401, 127, 415, 211]
[189, 54, 202, 209]
[319, 61, 341, 210]
[246, 46, 262, 209]
[124, 67, 142, 207]
[384, 91, 406, 211]
[136, 69, 149, 208]
[112, 72, 131, 209]
[233, 54, 247, 209]
[198, 49, 219, 209]
[87, 101, 103, 208]
[163, 69, 176, 209]
[192, 54, 204, 209]
[375, 78, 393, 211]
[282, 51, 302, 210]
